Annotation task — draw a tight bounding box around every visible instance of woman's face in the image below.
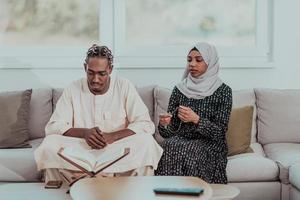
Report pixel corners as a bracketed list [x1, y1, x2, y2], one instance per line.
[187, 50, 208, 78]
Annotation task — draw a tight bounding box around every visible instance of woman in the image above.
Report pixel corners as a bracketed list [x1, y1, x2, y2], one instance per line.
[155, 42, 232, 184]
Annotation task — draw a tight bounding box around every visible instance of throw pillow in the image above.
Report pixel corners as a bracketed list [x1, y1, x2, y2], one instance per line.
[227, 106, 254, 156]
[0, 89, 32, 148]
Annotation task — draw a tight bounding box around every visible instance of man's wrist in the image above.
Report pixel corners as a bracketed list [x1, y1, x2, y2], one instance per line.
[111, 132, 119, 142]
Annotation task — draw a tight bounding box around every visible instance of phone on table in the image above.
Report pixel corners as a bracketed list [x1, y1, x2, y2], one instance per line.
[153, 187, 204, 196]
[45, 180, 63, 189]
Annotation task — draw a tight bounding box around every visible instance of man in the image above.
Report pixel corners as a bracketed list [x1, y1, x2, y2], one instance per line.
[35, 44, 163, 184]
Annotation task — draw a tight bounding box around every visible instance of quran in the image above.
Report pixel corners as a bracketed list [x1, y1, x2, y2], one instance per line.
[57, 146, 130, 177]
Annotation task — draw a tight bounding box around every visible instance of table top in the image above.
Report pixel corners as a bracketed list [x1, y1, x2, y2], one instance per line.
[70, 176, 213, 200]
[210, 184, 240, 200]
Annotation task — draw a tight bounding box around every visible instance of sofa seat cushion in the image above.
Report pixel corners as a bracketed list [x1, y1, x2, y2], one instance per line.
[227, 153, 278, 182]
[291, 186, 300, 200]
[289, 163, 300, 190]
[264, 143, 300, 184]
[0, 138, 43, 181]
[227, 142, 278, 182]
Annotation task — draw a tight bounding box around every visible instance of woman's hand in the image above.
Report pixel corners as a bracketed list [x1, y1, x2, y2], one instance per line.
[178, 105, 200, 124]
[159, 113, 172, 126]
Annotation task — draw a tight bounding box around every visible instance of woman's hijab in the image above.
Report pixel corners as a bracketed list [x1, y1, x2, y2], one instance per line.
[176, 42, 223, 99]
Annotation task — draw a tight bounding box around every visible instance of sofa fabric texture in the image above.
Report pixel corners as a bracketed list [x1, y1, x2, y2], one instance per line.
[0, 138, 43, 181]
[290, 163, 300, 191]
[264, 143, 300, 184]
[227, 106, 254, 156]
[232, 90, 257, 143]
[0, 89, 32, 148]
[255, 89, 300, 144]
[28, 88, 52, 139]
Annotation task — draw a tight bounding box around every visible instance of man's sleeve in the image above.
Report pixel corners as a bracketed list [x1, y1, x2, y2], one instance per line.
[125, 82, 155, 135]
[45, 88, 73, 135]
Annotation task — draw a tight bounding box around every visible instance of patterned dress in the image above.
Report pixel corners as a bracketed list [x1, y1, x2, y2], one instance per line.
[155, 83, 232, 184]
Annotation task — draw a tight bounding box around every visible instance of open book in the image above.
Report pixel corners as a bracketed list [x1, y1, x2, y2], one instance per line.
[57, 147, 130, 177]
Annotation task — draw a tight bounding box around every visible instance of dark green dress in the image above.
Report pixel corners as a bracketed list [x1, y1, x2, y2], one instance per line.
[155, 83, 232, 184]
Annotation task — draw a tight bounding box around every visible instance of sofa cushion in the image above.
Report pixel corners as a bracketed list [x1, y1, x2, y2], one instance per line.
[264, 143, 300, 184]
[0, 138, 43, 181]
[153, 86, 172, 143]
[227, 142, 278, 182]
[227, 106, 254, 156]
[291, 186, 300, 200]
[250, 142, 265, 156]
[255, 89, 300, 144]
[290, 163, 300, 190]
[52, 88, 63, 111]
[0, 89, 32, 148]
[28, 88, 52, 139]
[232, 90, 257, 143]
[136, 85, 155, 122]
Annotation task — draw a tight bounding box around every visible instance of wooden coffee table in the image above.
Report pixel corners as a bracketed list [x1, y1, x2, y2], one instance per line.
[70, 176, 213, 200]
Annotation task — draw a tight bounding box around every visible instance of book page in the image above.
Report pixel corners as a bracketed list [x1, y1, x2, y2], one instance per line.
[62, 147, 96, 171]
[94, 148, 126, 172]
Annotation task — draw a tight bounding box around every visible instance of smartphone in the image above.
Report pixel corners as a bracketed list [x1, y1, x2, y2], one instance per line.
[153, 187, 204, 196]
[45, 180, 63, 189]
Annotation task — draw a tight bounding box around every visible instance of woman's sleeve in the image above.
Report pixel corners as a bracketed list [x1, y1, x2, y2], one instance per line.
[158, 87, 180, 138]
[188, 87, 232, 141]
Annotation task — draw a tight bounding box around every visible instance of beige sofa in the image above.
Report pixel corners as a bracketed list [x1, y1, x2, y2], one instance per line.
[0, 86, 300, 200]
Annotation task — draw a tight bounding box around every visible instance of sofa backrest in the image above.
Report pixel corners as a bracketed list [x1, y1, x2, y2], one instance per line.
[153, 86, 258, 143]
[153, 86, 172, 143]
[255, 88, 300, 145]
[136, 86, 155, 122]
[28, 88, 52, 139]
[232, 90, 257, 143]
[52, 88, 63, 112]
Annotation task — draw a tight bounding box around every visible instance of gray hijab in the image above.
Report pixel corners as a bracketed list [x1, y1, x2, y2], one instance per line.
[176, 42, 223, 99]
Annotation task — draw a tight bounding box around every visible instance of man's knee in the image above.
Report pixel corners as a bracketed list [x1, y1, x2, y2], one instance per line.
[134, 134, 157, 147]
[40, 134, 65, 153]
[42, 134, 63, 146]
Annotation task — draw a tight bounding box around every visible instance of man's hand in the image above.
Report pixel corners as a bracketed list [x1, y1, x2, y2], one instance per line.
[95, 127, 116, 144]
[101, 132, 116, 144]
[178, 105, 200, 124]
[84, 127, 107, 149]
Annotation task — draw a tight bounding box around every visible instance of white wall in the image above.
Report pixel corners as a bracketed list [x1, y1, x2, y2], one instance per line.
[0, 0, 299, 91]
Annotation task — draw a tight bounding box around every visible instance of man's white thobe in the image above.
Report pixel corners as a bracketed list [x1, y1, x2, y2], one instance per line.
[34, 76, 163, 177]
